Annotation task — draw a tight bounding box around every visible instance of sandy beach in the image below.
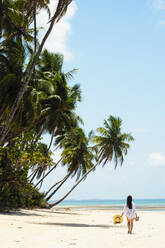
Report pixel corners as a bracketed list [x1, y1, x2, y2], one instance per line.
[0, 207, 165, 248]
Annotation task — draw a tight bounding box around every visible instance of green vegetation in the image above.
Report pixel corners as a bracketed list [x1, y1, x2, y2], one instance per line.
[0, 0, 134, 210]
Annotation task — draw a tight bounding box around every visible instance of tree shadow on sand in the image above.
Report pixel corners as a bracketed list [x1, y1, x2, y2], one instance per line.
[0, 211, 43, 217]
[0, 209, 81, 217]
[33, 209, 81, 215]
[51, 211, 80, 215]
[31, 222, 126, 229]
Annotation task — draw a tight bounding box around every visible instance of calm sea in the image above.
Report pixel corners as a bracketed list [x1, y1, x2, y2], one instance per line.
[54, 199, 165, 209]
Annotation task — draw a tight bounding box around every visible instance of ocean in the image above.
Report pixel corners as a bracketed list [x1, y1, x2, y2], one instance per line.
[54, 199, 165, 210]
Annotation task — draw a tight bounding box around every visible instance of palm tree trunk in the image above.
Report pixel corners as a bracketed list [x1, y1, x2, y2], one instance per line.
[47, 127, 57, 151]
[53, 144, 60, 152]
[38, 172, 45, 189]
[28, 169, 37, 179]
[48, 134, 54, 151]
[34, 5, 37, 55]
[31, 121, 47, 146]
[34, 158, 62, 188]
[29, 169, 38, 183]
[49, 163, 99, 208]
[46, 172, 71, 202]
[45, 174, 70, 197]
[0, 0, 72, 146]
[33, 4, 37, 80]
[0, 109, 5, 123]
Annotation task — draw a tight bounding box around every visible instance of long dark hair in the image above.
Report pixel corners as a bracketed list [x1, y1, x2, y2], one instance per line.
[127, 195, 132, 209]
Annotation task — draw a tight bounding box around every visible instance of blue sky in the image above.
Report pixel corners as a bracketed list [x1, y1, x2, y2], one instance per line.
[38, 0, 165, 200]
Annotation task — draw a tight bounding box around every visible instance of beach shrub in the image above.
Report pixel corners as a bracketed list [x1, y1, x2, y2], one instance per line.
[0, 169, 45, 210]
[0, 164, 46, 209]
[0, 145, 46, 210]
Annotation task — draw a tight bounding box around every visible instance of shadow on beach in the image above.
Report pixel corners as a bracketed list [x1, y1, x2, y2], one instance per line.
[31, 222, 126, 229]
[52, 211, 81, 215]
[0, 211, 43, 217]
[0, 208, 81, 217]
[33, 209, 81, 215]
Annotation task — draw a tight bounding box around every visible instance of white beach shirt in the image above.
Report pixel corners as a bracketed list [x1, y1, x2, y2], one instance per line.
[122, 202, 136, 220]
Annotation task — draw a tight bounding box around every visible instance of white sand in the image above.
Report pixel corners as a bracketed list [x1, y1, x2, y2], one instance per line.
[0, 208, 165, 248]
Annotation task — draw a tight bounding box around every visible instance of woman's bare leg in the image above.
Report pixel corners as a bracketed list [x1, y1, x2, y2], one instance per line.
[130, 220, 133, 234]
[127, 217, 131, 234]
[127, 222, 130, 233]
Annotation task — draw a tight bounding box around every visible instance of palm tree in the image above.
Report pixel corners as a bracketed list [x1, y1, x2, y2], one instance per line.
[0, 0, 33, 44]
[0, 39, 25, 128]
[0, 0, 73, 146]
[44, 174, 69, 196]
[46, 81, 82, 151]
[34, 51, 81, 150]
[34, 157, 62, 187]
[24, 0, 50, 54]
[46, 127, 94, 201]
[28, 142, 54, 183]
[38, 49, 63, 74]
[16, 51, 63, 145]
[49, 115, 134, 207]
[35, 67, 81, 149]
[0, 39, 41, 141]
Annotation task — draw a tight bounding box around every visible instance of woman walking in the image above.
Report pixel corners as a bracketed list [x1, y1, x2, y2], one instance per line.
[121, 195, 138, 234]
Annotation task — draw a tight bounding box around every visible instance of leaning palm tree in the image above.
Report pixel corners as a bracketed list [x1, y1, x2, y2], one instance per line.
[46, 83, 82, 151]
[0, 0, 73, 146]
[49, 115, 134, 207]
[36, 54, 81, 150]
[29, 142, 54, 183]
[46, 127, 94, 201]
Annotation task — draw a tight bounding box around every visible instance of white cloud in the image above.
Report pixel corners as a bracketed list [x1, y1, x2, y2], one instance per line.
[152, 0, 165, 10]
[36, 1, 77, 60]
[148, 152, 165, 167]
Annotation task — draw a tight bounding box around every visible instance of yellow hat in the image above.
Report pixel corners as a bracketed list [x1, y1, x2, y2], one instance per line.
[113, 214, 123, 224]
